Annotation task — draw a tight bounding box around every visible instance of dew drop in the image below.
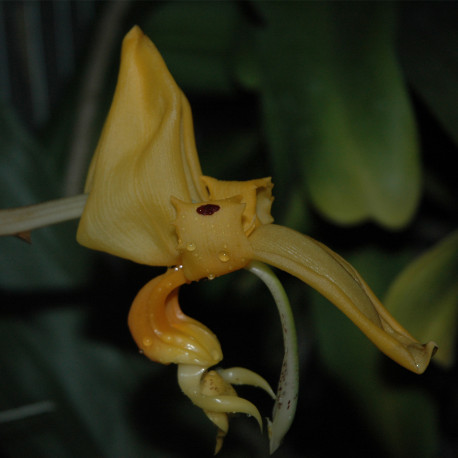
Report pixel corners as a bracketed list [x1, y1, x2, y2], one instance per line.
[186, 242, 196, 252]
[208, 274, 215, 280]
[142, 337, 152, 347]
[218, 251, 230, 262]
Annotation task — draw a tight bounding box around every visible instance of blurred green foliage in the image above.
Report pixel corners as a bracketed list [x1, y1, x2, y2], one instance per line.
[386, 230, 458, 368]
[1, 2, 456, 457]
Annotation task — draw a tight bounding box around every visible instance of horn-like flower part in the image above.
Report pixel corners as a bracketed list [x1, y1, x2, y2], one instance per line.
[76, 25, 437, 453]
[127, 266, 222, 367]
[178, 365, 275, 454]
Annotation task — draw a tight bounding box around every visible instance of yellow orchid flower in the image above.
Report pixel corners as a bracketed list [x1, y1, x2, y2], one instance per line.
[76, 26, 437, 453]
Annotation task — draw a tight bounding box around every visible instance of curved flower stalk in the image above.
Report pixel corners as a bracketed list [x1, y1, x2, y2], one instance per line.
[74, 26, 437, 452]
[248, 261, 299, 454]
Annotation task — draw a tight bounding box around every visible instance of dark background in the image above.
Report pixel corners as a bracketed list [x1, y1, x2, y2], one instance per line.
[1, 2, 457, 457]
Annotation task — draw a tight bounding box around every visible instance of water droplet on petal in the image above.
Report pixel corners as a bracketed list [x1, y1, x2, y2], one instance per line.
[218, 251, 230, 262]
[142, 337, 152, 347]
[186, 242, 196, 252]
[208, 274, 215, 280]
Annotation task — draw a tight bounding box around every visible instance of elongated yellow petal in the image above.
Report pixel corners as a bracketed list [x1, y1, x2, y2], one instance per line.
[249, 224, 437, 374]
[77, 26, 207, 266]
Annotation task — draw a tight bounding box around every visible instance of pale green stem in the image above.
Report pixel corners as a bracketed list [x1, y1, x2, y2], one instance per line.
[247, 261, 299, 455]
[0, 194, 87, 237]
[0, 401, 55, 423]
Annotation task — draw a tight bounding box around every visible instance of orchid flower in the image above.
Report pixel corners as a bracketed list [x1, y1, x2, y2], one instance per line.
[3, 26, 436, 454]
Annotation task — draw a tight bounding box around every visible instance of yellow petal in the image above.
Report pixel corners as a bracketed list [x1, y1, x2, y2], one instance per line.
[249, 224, 437, 374]
[128, 268, 222, 367]
[77, 26, 207, 265]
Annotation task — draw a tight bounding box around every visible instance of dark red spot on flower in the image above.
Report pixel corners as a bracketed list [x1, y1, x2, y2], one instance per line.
[196, 204, 220, 216]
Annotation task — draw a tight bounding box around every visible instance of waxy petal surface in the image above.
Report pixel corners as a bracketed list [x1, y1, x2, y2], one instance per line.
[77, 26, 206, 266]
[250, 224, 437, 373]
[128, 268, 222, 367]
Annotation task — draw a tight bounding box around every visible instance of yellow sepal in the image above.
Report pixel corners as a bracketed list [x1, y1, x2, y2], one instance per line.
[77, 26, 207, 266]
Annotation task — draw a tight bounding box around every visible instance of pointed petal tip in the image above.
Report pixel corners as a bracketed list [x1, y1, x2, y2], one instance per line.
[123, 25, 145, 44]
[217, 367, 276, 400]
[411, 340, 438, 374]
[267, 418, 281, 455]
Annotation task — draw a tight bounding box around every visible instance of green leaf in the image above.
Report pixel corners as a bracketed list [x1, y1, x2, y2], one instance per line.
[399, 3, 458, 146]
[251, 2, 420, 228]
[0, 308, 154, 457]
[142, 2, 240, 94]
[385, 230, 458, 367]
